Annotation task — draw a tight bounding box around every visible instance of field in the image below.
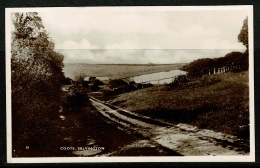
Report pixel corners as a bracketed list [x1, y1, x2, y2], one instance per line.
[63, 63, 185, 80]
[110, 71, 250, 139]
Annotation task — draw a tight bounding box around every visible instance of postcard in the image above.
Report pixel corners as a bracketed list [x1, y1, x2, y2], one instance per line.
[6, 6, 254, 163]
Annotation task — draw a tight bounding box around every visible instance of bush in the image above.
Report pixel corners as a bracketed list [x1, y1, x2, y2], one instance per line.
[63, 77, 73, 85]
[91, 79, 103, 91]
[63, 80, 89, 110]
[109, 79, 128, 89]
[167, 75, 189, 88]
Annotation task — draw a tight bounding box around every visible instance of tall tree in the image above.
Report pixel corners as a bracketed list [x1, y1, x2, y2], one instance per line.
[238, 17, 248, 49]
[11, 12, 65, 154]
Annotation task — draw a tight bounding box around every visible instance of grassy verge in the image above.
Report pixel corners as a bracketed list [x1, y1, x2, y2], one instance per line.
[111, 71, 249, 139]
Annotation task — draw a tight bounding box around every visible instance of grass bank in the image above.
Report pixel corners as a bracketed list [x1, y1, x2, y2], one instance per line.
[111, 71, 249, 139]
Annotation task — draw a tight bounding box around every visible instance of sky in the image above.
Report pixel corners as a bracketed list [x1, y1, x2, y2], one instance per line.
[36, 7, 249, 64]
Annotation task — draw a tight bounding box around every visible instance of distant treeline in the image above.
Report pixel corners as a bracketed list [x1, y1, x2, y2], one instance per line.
[183, 51, 249, 78]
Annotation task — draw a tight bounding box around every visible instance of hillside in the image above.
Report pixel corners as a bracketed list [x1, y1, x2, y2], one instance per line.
[110, 71, 249, 139]
[63, 63, 185, 80]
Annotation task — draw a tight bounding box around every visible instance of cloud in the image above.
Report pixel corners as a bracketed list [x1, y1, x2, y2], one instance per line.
[57, 49, 95, 63]
[37, 7, 249, 63]
[41, 10, 169, 37]
[106, 41, 138, 49]
[180, 24, 220, 38]
[200, 38, 246, 50]
[55, 39, 97, 49]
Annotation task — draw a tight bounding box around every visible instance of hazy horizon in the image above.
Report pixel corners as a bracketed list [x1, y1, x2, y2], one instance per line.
[63, 62, 186, 65]
[60, 49, 246, 64]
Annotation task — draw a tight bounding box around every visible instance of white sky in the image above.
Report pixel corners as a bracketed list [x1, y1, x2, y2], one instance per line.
[35, 7, 249, 64]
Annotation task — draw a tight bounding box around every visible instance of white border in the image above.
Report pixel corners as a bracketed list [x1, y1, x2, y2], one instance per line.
[6, 6, 255, 163]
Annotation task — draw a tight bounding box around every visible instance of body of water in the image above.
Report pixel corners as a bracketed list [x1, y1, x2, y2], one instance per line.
[131, 70, 187, 85]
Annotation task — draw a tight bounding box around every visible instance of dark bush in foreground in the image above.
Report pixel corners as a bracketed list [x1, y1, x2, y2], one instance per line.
[63, 81, 89, 111]
[63, 77, 73, 85]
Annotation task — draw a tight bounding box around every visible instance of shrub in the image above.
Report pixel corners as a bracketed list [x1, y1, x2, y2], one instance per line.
[63, 88, 89, 110]
[109, 79, 128, 89]
[91, 79, 103, 91]
[63, 79, 89, 110]
[167, 75, 189, 88]
[63, 77, 73, 85]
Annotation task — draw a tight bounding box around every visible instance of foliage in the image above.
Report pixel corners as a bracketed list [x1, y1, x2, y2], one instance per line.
[109, 79, 128, 89]
[183, 51, 248, 78]
[238, 17, 248, 49]
[11, 12, 65, 152]
[63, 83, 89, 110]
[184, 58, 215, 77]
[63, 74, 89, 110]
[63, 77, 73, 85]
[91, 79, 103, 91]
[75, 73, 85, 82]
[167, 75, 189, 88]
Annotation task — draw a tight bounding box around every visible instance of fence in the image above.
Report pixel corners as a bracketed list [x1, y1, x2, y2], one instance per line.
[136, 65, 242, 87]
[209, 65, 241, 75]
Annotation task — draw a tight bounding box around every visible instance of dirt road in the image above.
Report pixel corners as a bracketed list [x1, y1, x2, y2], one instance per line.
[89, 97, 249, 156]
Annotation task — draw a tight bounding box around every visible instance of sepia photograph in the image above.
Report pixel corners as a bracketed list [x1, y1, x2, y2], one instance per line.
[6, 6, 254, 163]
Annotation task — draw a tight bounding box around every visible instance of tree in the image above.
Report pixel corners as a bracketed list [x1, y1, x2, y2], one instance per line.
[238, 17, 248, 49]
[11, 12, 65, 154]
[183, 58, 214, 77]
